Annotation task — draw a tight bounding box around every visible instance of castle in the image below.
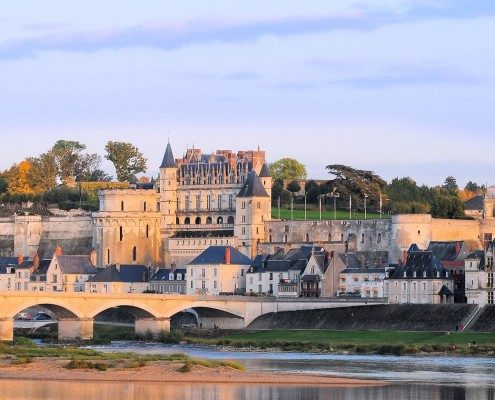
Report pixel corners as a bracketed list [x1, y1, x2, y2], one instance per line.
[93, 143, 272, 266]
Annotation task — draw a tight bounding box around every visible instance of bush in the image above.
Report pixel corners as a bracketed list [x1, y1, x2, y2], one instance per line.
[11, 357, 32, 365]
[65, 359, 112, 371]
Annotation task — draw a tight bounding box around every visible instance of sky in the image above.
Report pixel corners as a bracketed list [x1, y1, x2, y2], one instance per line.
[0, 0, 494, 186]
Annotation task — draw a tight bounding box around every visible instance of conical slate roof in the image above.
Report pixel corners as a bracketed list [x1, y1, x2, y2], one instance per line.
[160, 142, 176, 168]
[259, 163, 271, 177]
[237, 170, 269, 198]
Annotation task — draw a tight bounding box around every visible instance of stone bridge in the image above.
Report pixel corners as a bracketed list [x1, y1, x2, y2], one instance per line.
[0, 291, 386, 340]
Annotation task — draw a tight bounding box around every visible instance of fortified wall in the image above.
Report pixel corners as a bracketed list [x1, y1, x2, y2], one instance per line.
[0, 213, 93, 258]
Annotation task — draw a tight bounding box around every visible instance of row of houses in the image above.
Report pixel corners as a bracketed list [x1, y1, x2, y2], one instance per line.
[0, 239, 492, 306]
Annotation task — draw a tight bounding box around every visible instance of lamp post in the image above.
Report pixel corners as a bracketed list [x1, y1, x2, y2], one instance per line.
[331, 189, 340, 220]
[318, 194, 324, 221]
[364, 193, 369, 220]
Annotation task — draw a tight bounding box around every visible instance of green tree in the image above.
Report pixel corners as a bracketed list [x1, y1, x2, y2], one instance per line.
[269, 158, 307, 181]
[105, 141, 147, 182]
[305, 180, 321, 203]
[51, 140, 89, 185]
[271, 179, 284, 206]
[27, 152, 57, 193]
[465, 181, 482, 193]
[287, 180, 301, 195]
[443, 176, 458, 194]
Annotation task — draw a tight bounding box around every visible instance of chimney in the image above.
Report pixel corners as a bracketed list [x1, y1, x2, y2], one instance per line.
[17, 254, 24, 266]
[33, 255, 40, 272]
[115, 263, 121, 272]
[171, 262, 177, 272]
[55, 246, 62, 257]
[90, 249, 97, 266]
[402, 250, 408, 264]
[224, 247, 231, 265]
[455, 241, 462, 255]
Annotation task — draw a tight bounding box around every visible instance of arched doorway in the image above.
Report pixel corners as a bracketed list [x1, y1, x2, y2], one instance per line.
[184, 217, 191, 225]
[195, 217, 202, 225]
[217, 216, 224, 224]
[206, 216, 212, 224]
[227, 216, 235, 224]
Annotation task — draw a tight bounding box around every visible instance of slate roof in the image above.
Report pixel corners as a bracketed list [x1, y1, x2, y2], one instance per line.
[87, 265, 149, 283]
[259, 163, 271, 178]
[438, 285, 454, 296]
[465, 250, 486, 270]
[464, 195, 484, 211]
[426, 241, 467, 261]
[341, 267, 386, 274]
[387, 251, 451, 280]
[30, 259, 52, 282]
[0, 257, 29, 267]
[236, 170, 269, 198]
[0, 266, 14, 274]
[189, 246, 252, 265]
[160, 142, 177, 168]
[149, 268, 186, 282]
[56, 255, 98, 274]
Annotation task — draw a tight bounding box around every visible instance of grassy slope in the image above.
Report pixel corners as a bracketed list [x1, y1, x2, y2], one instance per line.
[272, 208, 387, 221]
[223, 330, 495, 346]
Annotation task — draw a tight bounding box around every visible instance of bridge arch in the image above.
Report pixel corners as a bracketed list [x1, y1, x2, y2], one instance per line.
[89, 301, 160, 320]
[9, 300, 84, 320]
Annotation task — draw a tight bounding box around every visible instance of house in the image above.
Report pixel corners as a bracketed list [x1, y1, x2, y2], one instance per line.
[44, 247, 98, 292]
[0, 265, 15, 291]
[426, 241, 471, 303]
[338, 266, 386, 298]
[186, 246, 252, 295]
[245, 245, 328, 297]
[85, 264, 150, 294]
[385, 245, 454, 304]
[465, 245, 494, 306]
[149, 267, 187, 294]
[29, 257, 53, 292]
[464, 195, 484, 219]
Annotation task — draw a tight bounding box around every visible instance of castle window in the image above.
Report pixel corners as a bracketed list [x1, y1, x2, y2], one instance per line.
[242, 215, 246, 223]
[284, 234, 288, 243]
[242, 227, 246, 235]
[184, 217, 190, 225]
[143, 202, 147, 212]
[341, 233, 344, 242]
[119, 226, 123, 241]
[206, 216, 212, 224]
[107, 249, 110, 265]
[185, 196, 190, 212]
[257, 227, 259, 234]
[377, 233, 382, 243]
[157, 202, 160, 212]
[217, 216, 223, 224]
[228, 195, 234, 210]
[132, 246, 137, 261]
[146, 224, 149, 238]
[257, 202, 261, 209]
[176, 217, 180, 225]
[218, 195, 222, 211]
[195, 217, 201, 225]
[269, 235, 272, 242]
[306, 233, 310, 243]
[207, 195, 211, 211]
[196, 195, 201, 211]
[328, 233, 332, 242]
[361, 234, 365, 243]
[242, 202, 246, 210]
[227, 216, 235, 224]
[121, 201, 124, 211]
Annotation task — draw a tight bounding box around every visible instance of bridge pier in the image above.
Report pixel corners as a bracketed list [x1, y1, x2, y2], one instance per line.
[58, 318, 94, 341]
[0, 318, 14, 341]
[135, 318, 170, 338]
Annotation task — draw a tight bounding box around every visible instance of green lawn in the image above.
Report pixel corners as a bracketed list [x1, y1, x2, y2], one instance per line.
[272, 208, 388, 221]
[223, 330, 495, 347]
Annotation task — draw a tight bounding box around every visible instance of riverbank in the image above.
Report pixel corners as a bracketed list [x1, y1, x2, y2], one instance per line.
[0, 341, 383, 387]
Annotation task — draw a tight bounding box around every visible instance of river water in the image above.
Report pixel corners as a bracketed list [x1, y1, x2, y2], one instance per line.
[2, 342, 495, 400]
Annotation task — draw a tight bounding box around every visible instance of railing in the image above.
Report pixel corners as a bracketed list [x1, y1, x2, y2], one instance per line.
[171, 223, 234, 230]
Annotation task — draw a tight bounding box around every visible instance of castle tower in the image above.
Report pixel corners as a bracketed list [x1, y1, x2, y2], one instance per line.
[159, 142, 178, 263]
[259, 163, 272, 199]
[235, 170, 271, 259]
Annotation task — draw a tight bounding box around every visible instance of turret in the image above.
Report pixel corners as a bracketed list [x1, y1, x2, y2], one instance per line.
[159, 142, 178, 227]
[259, 163, 272, 200]
[235, 170, 271, 258]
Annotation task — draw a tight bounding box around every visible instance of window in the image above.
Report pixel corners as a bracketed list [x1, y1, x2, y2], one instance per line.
[377, 233, 382, 243]
[269, 273, 273, 280]
[121, 201, 124, 211]
[52, 275, 57, 284]
[132, 246, 137, 261]
[257, 202, 261, 209]
[120, 226, 123, 241]
[241, 269, 244, 276]
[256, 227, 259, 234]
[196, 195, 201, 211]
[361, 234, 365, 243]
[190, 281, 193, 289]
[228, 195, 234, 210]
[185, 195, 190, 212]
[242, 215, 246, 223]
[146, 224, 149, 238]
[242, 202, 246, 209]
[107, 249, 110, 264]
[242, 227, 246, 235]
[143, 201, 147, 211]
[306, 233, 310, 243]
[207, 195, 211, 211]
[214, 281, 217, 289]
[218, 195, 222, 210]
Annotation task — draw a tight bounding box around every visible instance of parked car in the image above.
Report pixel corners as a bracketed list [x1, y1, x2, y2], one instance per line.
[33, 312, 52, 321]
[16, 312, 32, 321]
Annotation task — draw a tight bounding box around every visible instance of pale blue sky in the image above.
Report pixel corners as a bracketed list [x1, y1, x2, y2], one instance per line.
[0, 1, 494, 185]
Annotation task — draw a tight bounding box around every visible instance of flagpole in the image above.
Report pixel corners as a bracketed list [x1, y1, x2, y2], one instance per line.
[349, 195, 352, 220]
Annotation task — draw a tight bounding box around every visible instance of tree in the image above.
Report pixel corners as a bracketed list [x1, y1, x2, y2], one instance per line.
[305, 180, 321, 203]
[287, 180, 301, 195]
[271, 179, 284, 206]
[465, 181, 482, 193]
[105, 141, 147, 182]
[269, 158, 307, 181]
[6, 160, 35, 195]
[443, 176, 458, 194]
[51, 140, 88, 185]
[27, 152, 57, 193]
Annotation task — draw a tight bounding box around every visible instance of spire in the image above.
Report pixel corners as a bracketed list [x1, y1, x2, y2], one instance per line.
[237, 170, 269, 198]
[160, 142, 176, 168]
[259, 163, 271, 178]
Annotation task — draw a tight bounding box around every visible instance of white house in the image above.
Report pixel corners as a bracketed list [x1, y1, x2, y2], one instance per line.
[186, 246, 252, 295]
[85, 264, 150, 294]
[465, 249, 494, 306]
[338, 267, 386, 298]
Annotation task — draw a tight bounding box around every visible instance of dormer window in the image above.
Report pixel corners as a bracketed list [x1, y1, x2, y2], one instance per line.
[177, 274, 182, 280]
[413, 271, 416, 278]
[423, 271, 427, 278]
[436, 271, 440, 278]
[169, 274, 174, 280]
[403, 271, 407, 278]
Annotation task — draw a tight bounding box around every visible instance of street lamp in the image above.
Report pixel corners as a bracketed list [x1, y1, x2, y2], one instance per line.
[364, 193, 369, 220]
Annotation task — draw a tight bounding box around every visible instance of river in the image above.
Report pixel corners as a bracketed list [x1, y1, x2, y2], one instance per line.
[2, 342, 495, 400]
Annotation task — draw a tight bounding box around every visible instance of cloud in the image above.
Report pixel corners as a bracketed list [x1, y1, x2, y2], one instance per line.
[0, 0, 494, 60]
[222, 72, 260, 81]
[335, 64, 484, 88]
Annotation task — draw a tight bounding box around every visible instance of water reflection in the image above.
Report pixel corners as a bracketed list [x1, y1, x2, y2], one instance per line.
[0, 380, 494, 400]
